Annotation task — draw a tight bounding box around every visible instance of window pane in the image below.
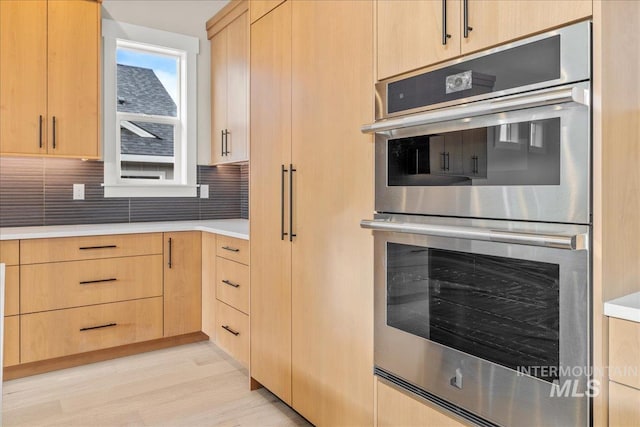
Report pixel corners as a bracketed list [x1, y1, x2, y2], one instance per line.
[117, 47, 178, 117]
[120, 121, 175, 181]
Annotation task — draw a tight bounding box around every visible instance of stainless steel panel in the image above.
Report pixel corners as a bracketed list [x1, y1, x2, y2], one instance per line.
[375, 21, 590, 120]
[374, 83, 590, 223]
[363, 84, 588, 134]
[369, 215, 590, 426]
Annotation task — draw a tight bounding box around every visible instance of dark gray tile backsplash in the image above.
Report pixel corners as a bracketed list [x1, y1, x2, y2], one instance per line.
[0, 157, 248, 227]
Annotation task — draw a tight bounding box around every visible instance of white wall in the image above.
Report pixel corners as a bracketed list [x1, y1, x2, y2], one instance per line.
[102, 0, 230, 165]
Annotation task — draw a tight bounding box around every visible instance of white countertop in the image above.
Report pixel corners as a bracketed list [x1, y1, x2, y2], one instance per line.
[604, 292, 640, 323]
[0, 219, 249, 241]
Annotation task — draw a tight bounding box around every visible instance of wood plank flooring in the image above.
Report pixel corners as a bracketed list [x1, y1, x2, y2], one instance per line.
[2, 341, 311, 427]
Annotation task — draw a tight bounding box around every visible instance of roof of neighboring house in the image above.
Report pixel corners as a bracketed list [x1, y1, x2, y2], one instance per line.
[117, 64, 176, 157]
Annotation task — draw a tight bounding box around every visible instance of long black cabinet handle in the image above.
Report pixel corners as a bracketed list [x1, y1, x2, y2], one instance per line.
[224, 129, 230, 155]
[445, 152, 450, 171]
[52, 116, 57, 149]
[289, 164, 297, 242]
[80, 278, 117, 285]
[80, 323, 117, 332]
[222, 246, 240, 252]
[168, 237, 173, 268]
[222, 279, 240, 288]
[221, 130, 225, 156]
[281, 165, 289, 240]
[221, 325, 240, 336]
[79, 245, 117, 250]
[38, 115, 43, 148]
[463, 0, 472, 38]
[442, 0, 452, 45]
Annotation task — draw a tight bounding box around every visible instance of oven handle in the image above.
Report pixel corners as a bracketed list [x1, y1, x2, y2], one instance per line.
[361, 84, 589, 134]
[360, 219, 588, 250]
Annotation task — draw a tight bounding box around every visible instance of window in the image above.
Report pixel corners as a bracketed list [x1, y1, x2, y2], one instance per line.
[102, 20, 199, 197]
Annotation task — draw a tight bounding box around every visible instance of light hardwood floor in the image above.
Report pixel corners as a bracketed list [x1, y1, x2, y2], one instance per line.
[2, 342, 311, 427]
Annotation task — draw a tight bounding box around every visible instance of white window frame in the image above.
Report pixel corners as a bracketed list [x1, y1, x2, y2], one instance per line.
[102, 19, 199, 198]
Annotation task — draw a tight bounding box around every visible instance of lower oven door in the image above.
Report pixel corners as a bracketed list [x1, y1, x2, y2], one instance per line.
[364, 214, 590, 427]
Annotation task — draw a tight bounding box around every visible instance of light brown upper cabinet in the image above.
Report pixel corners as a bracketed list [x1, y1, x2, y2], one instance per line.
[461, 0, 592, 54]
[0, 0, 100, 158]
[251, 1, 374, 425]
[376, 0, 591, 80]
[207, 1, 249, 165]
[249, 0, 285, 23]
[377, 0, 461, 81]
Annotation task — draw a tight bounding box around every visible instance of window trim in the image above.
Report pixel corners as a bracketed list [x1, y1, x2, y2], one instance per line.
[102, 19, 199, 198]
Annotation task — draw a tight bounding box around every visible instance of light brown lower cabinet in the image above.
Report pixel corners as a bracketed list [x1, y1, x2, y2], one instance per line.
[609, 381, 640, 426]
[163, 231, 202, 337]
[20, 297, 163, 364]
[215, 300, 249, 367]
[201, 232, 218, 338]
[20, 255, 163, 313]
[377, 380, 468, 427]
[4, 316, 20, 367]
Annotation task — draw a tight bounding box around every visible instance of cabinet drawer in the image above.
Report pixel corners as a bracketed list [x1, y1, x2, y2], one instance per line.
[216, 257, 250, 314]
[21, 297, 163, 363]
[216, 301, 249, 367]
[5, 265, 19, 316]
[0, 240, 19, 266]
[21, 255, 163, 313]
[609, 381, 640, 426]
[20, 233, 163, 264]
[216, 235, 249, 265]
[609, 317, 640, 389]
[4, 315, 20, 367]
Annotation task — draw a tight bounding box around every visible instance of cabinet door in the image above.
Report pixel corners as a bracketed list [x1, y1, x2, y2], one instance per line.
[0, 0, 47, 155]
[210, 28, 228, 165]
[226, 11, 249, 163]
[201, 233, 217, 339]
[164, 231, 202, 337]
[4, 316, 20, 367]
[249, 1, 293, 405]
[47, 0, 100, 158]
[609, 382, 640, 427]
[445, 132, 464, 175]
[291, 1, 374, 425]
[462, 0, 592, 54]
[377, 0, 461, 80]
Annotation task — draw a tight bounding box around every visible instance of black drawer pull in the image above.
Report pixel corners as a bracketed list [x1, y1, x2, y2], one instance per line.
[80, 323, 117, 332]
[222, 279, 240, 288]
[79, 245, 117, 250]
[221, 246, 240, 252]
[80, 278, 117, 285]
[221, 325, 240, 336]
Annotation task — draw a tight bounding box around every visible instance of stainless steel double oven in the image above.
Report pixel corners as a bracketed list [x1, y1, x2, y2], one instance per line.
[362, 22, 592, 426]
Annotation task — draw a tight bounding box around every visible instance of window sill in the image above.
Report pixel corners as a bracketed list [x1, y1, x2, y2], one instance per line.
[104, 185, 198, 198]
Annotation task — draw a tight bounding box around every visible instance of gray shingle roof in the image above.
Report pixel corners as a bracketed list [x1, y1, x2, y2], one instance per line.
[117, 64, 176, 157]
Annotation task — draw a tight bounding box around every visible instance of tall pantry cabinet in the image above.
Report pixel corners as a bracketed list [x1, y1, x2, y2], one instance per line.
[250, 1, 375, 425]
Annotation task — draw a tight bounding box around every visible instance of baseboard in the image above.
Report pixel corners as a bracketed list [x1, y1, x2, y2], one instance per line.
[3, 331, 209, 381]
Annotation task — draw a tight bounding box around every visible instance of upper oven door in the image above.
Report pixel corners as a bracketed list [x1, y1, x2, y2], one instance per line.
[371, 82, 590, 224]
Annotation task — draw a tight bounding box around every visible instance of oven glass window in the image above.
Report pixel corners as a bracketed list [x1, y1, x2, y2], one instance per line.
[387, 117, 560, 186]
[386, 243, 560, 382]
